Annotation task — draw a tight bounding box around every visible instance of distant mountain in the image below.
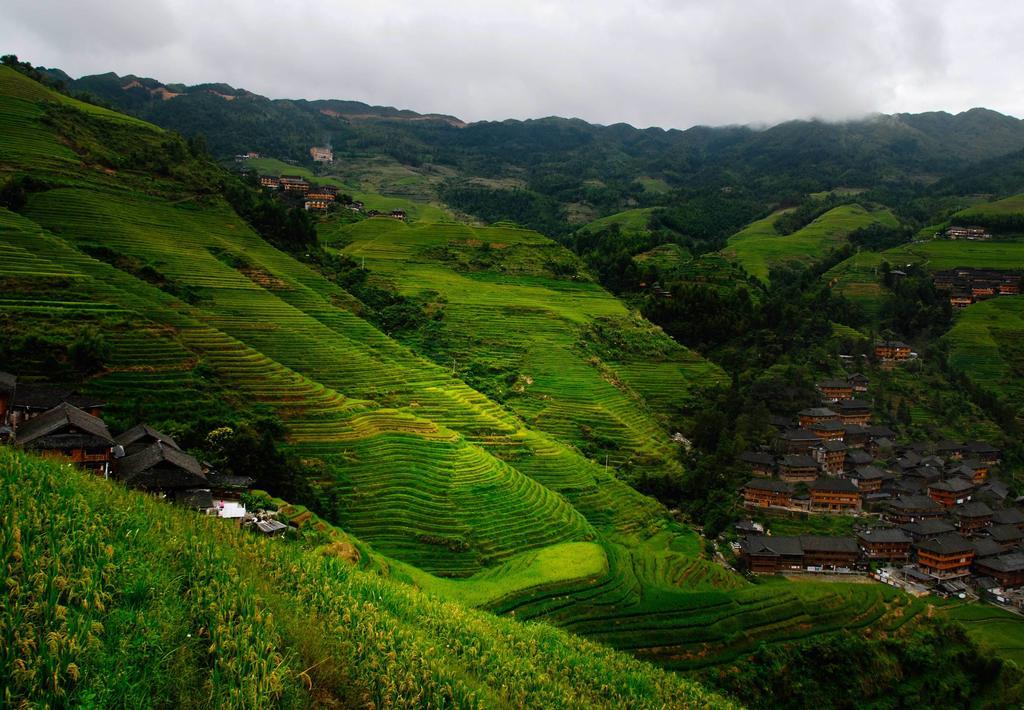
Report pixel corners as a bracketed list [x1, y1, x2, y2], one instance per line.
[43, 67, 1024, 235]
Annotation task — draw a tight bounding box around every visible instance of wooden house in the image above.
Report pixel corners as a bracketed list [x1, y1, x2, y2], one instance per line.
[279, 176, 310, 194]
[842, 424, 869, 449]
[847, 373, 869, 393]
[775, 429, 822, 455]
[258, 176, 280, 189]
[115, 423, 182, 455]
[800, 536, 859, 570]
[779, 454, 820, 482]
[844, 448, 873, 471]
[950, 294, 973, 309]
[836, 399, 872, 426]
[974, 553, 1024, 588]
[954, 501, 993, 536]
[988, 524, 1024, 551]
[816, 379, 853, 402]
[742, 479, 793, 509]
[809, 478, 862, 514]
[901, 519, 957, 542]
[798, 407, 838, 428]
[928, 477, 974, 507]
[304, 199, 331, 212]
[992, 508, 1024, 532]
[738, 451, 775, 477]
[887, 495, 945, 524]
[914, 534, 975, 580]
[808, 420, 845, 442]
[739, 535, 804, 573]
[935, 440, 964, 460]
[811, 440, 847, 475]
[850, 465, 893, 494]
[115, 441, 207, 493]
[15, 403, 115, 477]
[390, 209, 407, 220]
[307, 186, 337, 201]
[874, 341, 912, 361]
[7, 384, 106, 431]
[857, 528, 912, 562]
[965, 441, 1001, 466]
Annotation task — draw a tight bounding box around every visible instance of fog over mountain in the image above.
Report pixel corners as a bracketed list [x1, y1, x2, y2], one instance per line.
[4, 0, 1024, 129]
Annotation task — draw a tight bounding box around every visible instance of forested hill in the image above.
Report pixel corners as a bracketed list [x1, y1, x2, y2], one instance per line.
[36, 64, 1024, 235]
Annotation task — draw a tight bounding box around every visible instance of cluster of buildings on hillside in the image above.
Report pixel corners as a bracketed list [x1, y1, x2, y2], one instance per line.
[735, 371, 1023, 599]
[256, 174, 406, 219]
[941, 226, 992, 241]
[0, 372, 285, 533]
[933, 268, 1022, 309]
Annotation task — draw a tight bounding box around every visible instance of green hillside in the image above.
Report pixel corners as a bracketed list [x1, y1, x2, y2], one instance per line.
[5, 63, 1023, 702]
[1, 448, 730, 708]
[577, 207, 656, 238]
[724, 204, 898, 282]
[944, 297, 1024, 410]
[953, 192, 1024, 220]
[881, 239, 1024, 271]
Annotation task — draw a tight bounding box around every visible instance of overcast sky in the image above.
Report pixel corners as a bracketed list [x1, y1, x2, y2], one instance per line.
[4, 0, 1023, 129]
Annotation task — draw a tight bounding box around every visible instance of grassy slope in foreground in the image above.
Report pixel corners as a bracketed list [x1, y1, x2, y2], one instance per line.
[0, 448, 732, 709]
[724, 204, 898, 282]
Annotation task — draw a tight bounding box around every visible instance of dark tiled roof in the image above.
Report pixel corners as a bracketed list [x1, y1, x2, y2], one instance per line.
[846, 450, 874, 465]
[741, 535, 803, 556]
[890, 495, 942, 511]
[817, 379, 850, 389]
[744, 479, 792, 493]
[779, 429, 821, 442]
[818, 440, 847, 452]
[117, 441, 206, 489]
[930, 477, 974, 493]
[16, 403, 113, 447]
[858, 528, 911, 544]
[739, 451, 775, 467]
[853, 465, 888, 480]
[810, 478, 859, 493]
[0, 371, 15, 391]
[977, 553, 1024, 573]
[838, 399, 872, 412]
[115, 424, 182, 452]
[915, 533, 972, 555]
[799, 407, 838, 418]
[799, 535, 859, 553]
[865, 425, 895, 438]
[965, 441, 1000, 455]
[955, 502, 993, 519]
[989, 524, 1024, 543]
[973, 538, 1005, 558]
[781, 454, 819, 468]
[901, 520, 956, 537]
[992, 509, 1024, 526]
[811, 421, 846, 432]
[935, 440, 963, 452]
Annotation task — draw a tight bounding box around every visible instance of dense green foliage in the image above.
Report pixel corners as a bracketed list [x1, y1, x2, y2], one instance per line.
[703, 621, 1022, 709]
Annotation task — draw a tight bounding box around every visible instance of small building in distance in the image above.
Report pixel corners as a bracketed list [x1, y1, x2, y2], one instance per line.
[798, 407, 838, 428]
[279, 176, 310, 194]
[928, 477, 974, 508]
[310, 146, 333, 163]
[944, 226, 991, 240]
[305, 199, 331, 212]
[390, 209, 407, 221]
[836, 399, 872, 426]
[874, 341, 912, 362]
[812, 440, 847, 475]
[258, 175, 280, 189]
[817, 379, 853, 402]
[14, 402, 116, 477]
[954, 501, 993, 536]
[738, 451, 775, 477]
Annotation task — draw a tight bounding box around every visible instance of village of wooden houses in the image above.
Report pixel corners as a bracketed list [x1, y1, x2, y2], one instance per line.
[0, 371, 289, 535]
[734, 342, 1024, 607]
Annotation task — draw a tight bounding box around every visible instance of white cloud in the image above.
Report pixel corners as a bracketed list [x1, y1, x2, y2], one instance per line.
[1, 0, 1021, 128]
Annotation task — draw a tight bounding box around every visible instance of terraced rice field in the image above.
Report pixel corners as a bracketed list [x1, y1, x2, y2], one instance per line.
[1, 65, 987, 673]
[944, 296, 1024, 411]
[335, 217, 725, 484]
[881, 239, 1024, 271]
[577, 207, 656, 238]
[724, 205, 898, 282]
[953, 192, 1024, 219]
[823, 251, 889, 319]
